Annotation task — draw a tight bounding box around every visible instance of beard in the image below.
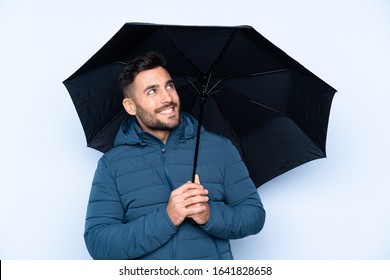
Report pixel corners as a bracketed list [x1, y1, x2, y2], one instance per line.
[136, 102, 180, 131]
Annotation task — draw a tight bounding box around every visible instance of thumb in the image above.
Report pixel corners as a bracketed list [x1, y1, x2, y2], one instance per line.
[194, 174, 201, 185]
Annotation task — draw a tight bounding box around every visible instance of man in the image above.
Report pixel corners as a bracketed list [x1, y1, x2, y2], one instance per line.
[84, 52, 265, 260]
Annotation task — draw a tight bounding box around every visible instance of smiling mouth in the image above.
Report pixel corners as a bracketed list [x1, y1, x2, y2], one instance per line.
[157, 103, 177, 115]
[159, 107, 174, 115]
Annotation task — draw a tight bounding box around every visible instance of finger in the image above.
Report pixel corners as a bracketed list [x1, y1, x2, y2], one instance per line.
[169, 187, 207, 207]
[174, 183, 205, 196]
[186, 203, 208, 215]
[187, 202, 207, 210]
[183, 188, 208, 200]
[184, 194, 209, 207]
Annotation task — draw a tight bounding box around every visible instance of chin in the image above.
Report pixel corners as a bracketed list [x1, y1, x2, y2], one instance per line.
[168, 117, 180, 129]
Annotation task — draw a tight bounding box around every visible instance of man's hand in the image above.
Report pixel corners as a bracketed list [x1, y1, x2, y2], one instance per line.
[166, 174, 209, 226]
[187, 174, 210, 225]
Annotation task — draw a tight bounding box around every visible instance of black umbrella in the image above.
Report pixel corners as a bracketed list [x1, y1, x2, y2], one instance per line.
[63, 23, 336, 187]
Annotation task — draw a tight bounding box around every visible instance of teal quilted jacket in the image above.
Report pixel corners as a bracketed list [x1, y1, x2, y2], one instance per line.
[84, 113, 265, 259]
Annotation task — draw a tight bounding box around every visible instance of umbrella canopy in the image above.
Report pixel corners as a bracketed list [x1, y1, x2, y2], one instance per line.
[64, 22, 336, 187]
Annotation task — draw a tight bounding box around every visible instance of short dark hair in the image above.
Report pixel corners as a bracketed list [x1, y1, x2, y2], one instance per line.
[118, 51, 167, 97]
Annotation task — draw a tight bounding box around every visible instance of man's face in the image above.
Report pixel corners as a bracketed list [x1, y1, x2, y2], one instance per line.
[125, 66, 180, 135]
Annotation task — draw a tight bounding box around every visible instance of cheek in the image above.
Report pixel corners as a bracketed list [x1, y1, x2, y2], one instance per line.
[136, 98, 155, 111]
[172, 92, 180, 103]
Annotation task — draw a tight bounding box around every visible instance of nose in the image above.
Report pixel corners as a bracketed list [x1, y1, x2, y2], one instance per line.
[161, 88, 174, 104]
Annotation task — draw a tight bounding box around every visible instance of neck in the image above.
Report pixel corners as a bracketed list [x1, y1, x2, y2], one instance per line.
[152, 130, 170, 144]
[138, 122, 171, 144]
[133, 116, 175, 145]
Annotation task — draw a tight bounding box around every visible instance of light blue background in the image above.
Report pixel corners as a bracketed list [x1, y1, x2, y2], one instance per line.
[1, 0, 389, 259]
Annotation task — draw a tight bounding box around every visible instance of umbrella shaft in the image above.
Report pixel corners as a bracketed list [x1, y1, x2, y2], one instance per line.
[192, 96, 206, 183]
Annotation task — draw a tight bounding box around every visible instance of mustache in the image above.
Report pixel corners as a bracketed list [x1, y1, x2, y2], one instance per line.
[156, 102, 178, 112]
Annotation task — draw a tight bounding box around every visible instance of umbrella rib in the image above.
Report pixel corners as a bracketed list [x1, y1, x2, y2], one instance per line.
[225, 68, 289, 79]
[224, 88, 286, 115]
[221, 68, 288, 116]
[206, 78, 224, 96]
[213, 95, 241, 143]
[161, 27, 204, 77]
[249, 68, 289, 77]
[88, 109, 127, 147]
[206, 30, 238, 82]
[213, 96, 249, 163]
[186, 78, 201, 95]
[247, 97, 286, 115]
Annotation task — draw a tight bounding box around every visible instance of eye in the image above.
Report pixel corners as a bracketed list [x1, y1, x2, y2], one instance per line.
[147, 88, 157, 95]
[167, 82, 175, 90]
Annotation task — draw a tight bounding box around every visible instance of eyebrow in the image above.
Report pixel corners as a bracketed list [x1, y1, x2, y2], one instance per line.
[143, 84, 158, 94]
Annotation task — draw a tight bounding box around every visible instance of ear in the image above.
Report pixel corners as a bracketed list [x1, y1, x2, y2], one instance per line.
[123, 98, 136, 115]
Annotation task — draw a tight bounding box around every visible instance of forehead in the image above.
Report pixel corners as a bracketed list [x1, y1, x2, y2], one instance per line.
[133, 66, 172, 88]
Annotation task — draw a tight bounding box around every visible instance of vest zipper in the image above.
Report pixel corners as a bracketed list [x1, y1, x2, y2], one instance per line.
[161, 144, 177, 259]
[161, 146, 174, 190]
